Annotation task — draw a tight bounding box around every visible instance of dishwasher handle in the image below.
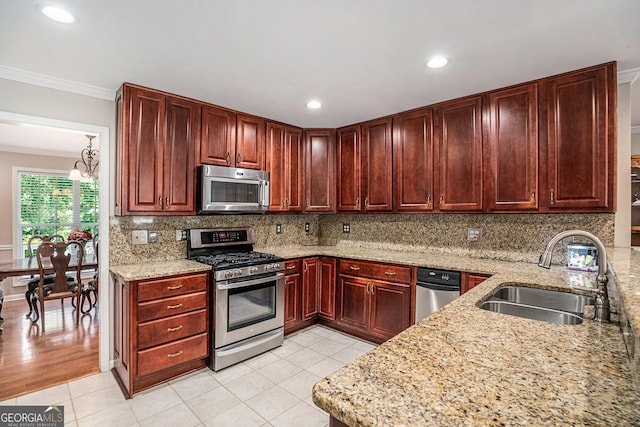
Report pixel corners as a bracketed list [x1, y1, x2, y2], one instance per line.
[416, 281, 460, 292]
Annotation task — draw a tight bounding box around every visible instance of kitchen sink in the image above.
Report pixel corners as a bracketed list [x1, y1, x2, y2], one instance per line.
[478, 300, 584, 325]
[478, 285, 594, 326]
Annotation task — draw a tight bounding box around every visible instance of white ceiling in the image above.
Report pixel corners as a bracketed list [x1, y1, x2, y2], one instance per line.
[0, 122, 94, 157]
[0, 0, 639, 129]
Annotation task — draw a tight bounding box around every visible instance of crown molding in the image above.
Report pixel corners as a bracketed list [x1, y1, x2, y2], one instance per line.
[632, 126, 640, 135]
[618, 67, 640, 85]
[0, 65, 116, 101]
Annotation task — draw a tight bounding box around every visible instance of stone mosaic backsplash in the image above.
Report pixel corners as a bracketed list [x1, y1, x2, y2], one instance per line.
[109, 212, 614, 266]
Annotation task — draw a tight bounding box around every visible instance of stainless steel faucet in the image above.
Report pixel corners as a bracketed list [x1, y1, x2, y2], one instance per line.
[538, 230, 610, 323]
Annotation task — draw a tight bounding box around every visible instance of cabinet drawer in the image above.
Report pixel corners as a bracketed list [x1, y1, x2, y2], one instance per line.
[284, 259, 301, 275]
[137, 333, 208, 377]
[137, 309, 207, 349]
[138, 291, 207, 322]
[137, 273, 208, 302]
[339, 260, 412, 284]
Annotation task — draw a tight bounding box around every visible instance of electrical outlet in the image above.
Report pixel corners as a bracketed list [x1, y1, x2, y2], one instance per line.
[132, 230, 148, 245]
[342, 223, 350, 233]
[467, 227, 482, 242]
[276, 224, 282, 234]
[148, 231, 158, 243]
[305, 223, 310, 233]
[176, 230, 188, 241]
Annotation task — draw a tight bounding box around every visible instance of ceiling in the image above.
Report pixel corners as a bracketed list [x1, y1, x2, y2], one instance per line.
[0, 122, 93, 157]
[0, 0, 639, 130]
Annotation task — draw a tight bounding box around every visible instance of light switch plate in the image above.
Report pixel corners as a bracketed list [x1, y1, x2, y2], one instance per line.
[276, 224, 282, 234]
[342, 223, 350, 233]
[467, 227, 482, 241]
[132, 230, 148, 245]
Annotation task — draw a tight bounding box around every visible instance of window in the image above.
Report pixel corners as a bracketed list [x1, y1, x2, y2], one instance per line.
[16, 169, 99, 258]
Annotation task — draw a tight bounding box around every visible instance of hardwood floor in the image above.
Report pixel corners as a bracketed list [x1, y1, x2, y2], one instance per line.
[0, 298, 99, 400]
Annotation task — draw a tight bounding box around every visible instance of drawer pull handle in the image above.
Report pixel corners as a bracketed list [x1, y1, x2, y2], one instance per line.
[166, 303, 183, 309]
[167, 325, 183, 332]
[167, 350, 183, 358]
[384, 271, 397, 276]
[286, 265, 296, 270]
[349, 266, 360, 271]
[167, 284, 183, 290]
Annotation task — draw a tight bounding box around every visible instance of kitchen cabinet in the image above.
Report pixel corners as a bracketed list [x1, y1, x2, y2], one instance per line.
[301, 257, 337, 321]
[284, 259, 302, 333]
[541, 62, 616, 211]
[485, 84, 538, 211]
[434, 95, 483, 211]
[461, 272, 491, 294]
[199, 105, 236, 166]
[393, 107, 435, 212]
[304, 130, 336, 212]
[112, 271, 209, 398]
[336, 118, 393, 212]
[116, 84, 199, 215]
[236, 113, 266, 170]
[336, 259, 412, 343]
[266, 122, 303, 211]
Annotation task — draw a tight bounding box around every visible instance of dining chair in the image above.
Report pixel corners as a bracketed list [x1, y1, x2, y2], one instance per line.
[31, 241, 83, 332]
[81, 238, 99, 313]
[24, 235, 69, 317]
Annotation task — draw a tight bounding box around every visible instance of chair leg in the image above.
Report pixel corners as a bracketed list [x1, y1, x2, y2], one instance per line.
[75, 294, 80, 326]
[39, 297, 45, 332]
[25, 289, 34, 317]
[31, 296, 40, 324]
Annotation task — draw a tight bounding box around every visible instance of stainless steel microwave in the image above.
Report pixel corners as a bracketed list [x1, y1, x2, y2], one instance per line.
[198, 165, 270, 213]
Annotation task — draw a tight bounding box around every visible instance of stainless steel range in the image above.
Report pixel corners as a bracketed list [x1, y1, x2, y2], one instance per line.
[187, 227, 284, 371]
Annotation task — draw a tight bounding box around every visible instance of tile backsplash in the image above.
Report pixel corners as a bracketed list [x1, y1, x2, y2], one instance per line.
[109, 212, 614, 266]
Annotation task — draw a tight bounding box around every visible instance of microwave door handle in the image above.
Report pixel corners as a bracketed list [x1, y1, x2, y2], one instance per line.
[217, 272, 284, 290]
[261, 180, 269, 207]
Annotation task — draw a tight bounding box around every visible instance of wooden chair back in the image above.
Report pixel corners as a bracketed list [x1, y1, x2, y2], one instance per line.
[36, 241, 83, 294]
[27, 234, 65, 258]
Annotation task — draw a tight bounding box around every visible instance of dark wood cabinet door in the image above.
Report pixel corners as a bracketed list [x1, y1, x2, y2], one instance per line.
[304, 130, 336, 212]
[337, 125, 361, 212]
[285, 127, 303, 211]
[164, 96, 199, 214]
[124, 86, 165, 213]
[368, 281, 411, 340]
[394, 108, 434, 212]
[318, 257, 336, 320]
[544, 64, 614, 210]
[436, 96, 483, 211]
[266, 122, 286, 211]
[200, 105, 235, 167]
[485, 84, 538, 211]
[284, 273, 301, 330]
[336, 275, 369, 331]
[461, 273, 490, 294]
[236, 114, 265, 170]
[301, 257, 319, 321]
[362, 117, 393, 212]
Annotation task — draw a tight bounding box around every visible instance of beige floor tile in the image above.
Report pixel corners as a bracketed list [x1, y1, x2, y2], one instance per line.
[283, 348, 326, 369]
[225, 371, 275, 401]
[170, 370, 221, 401]
[351, 340, 377, 353]
[243, 350, 282, 370]
[245, 385, 299, 421]
[278, 370, 321, 400]
[306, 358, 345, 378]
[128, 385, 182, 421]
[257, 359, 302, 384]
[16, 383, 70, 406]
[139, 402, 201, 427]
[287, 331, 325, 347]
[270, 401, 329, 427]
[208, 362, 253, 385]
[203, 402, 267, 427]
[307, 338, 349, 356]
[185, 386, 241, 421]
[64, 384, 126, 420]
[76, 401, 139, 427]
[331, 346, 366, 364]
[270, 340, 304, 358]
[68, 372, 118, 399]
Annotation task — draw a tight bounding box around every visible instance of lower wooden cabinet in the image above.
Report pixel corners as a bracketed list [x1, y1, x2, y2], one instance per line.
[336, 259, 413, 343]
[112, 271, 209, 398]
[461, 272, 491, 294]
[284, 259, 302, 333]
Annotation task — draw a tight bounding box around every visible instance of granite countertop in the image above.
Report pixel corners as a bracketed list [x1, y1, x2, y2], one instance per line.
[109, 259, 211, 281]
[257, 243, 640, 426]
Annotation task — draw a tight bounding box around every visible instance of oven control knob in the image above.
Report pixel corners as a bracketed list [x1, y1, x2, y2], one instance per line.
[234, 269, 242, 277]
[250, 266, 259, 274]
[272, 263, 281, 271]
[224, 270, 233, 279]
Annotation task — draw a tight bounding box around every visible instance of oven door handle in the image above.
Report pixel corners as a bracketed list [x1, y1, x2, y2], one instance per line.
[217, 272, 285, 290]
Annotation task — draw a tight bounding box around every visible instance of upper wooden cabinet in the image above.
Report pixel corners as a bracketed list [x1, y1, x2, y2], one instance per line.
[266, 122, 303, 211]
[199, 105, 236, 166]
[541, 63, 616, 211]
[393, 107, 435, 212]
[337, 117, 393, 213]
[435, 96, 483, 212]
[236, 114, 266, 170]
[485, 84, 538, 211]
[116, 84, 199, 215]
[304, 129, 336, 213]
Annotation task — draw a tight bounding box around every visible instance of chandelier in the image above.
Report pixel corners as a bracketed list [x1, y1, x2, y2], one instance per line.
[69, 135, 99, 181]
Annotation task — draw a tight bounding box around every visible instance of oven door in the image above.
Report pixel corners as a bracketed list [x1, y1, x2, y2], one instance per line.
[215, 272, 285, 348]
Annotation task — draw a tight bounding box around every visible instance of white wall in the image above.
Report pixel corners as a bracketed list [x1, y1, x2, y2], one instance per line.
[615, 82, 632, 247]
[632, 132, 640, 155]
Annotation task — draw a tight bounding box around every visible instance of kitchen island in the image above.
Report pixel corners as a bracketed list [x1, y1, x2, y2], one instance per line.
[259, 243, 640, 426]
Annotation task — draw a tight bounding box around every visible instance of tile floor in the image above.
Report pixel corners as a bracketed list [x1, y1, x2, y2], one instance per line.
[0, 325, 377, 426]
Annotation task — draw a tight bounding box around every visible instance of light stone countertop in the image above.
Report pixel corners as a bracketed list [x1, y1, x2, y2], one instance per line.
[109, 259, 211, 281]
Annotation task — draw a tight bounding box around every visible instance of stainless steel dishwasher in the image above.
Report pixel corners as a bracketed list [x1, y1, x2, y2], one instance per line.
[415, 267, 461, 321]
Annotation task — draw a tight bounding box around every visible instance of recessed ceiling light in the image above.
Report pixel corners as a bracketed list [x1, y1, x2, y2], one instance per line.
[306, 100, 322, 109]
[40, 5, 75, 23]
[426, 56, 449, 69]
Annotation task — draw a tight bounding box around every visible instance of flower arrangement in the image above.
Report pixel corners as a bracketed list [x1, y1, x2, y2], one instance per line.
[68, 228, 93, 243]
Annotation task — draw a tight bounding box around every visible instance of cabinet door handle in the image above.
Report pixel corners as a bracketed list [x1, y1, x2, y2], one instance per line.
[384, 271, 397, 276]
[167, 284, 183, 290]
[349, 266, 361, 271]
[237, 153, 241, 164]
[439, 195, 444, 209]
[165, 196, 170, 207]
[167, 350, 183, 358]
[371, 282, 375, 295]
[550, 189, 555, 205]
[166, 303, 183, 309]
[366, 281, 370, 295]
[356, 197, 360, 209]
[303, 263, 307, 272]
[286, 264, 296, 270]
[157, 196, 163, 210]
[167, 325, 183, 332]
[364, 197, 369, 207]
[530, 192, 536, 206]
[226, 152, 231, 165]
[427, 194, 432, 209]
